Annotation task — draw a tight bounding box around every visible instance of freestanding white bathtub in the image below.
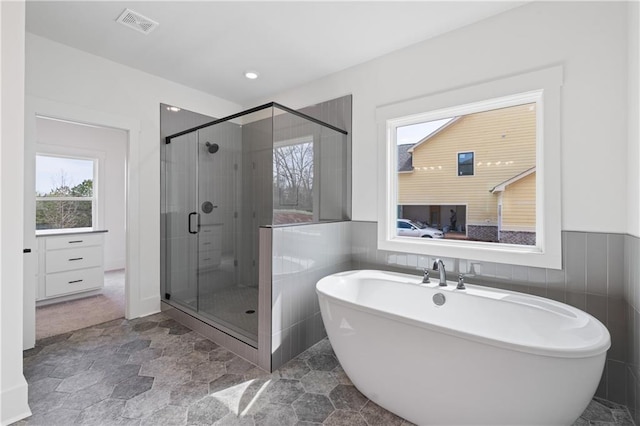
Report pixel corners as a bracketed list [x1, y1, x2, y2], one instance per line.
[316, 270, 611, 426]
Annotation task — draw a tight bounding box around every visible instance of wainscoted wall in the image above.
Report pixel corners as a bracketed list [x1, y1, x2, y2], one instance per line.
[625, 234, 640, 423]
[350, 221, 630, 407]
[266, 219, 639, 417]
[270, 221, 351, 370]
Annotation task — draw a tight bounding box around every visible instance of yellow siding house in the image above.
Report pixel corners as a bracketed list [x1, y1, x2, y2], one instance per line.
[398, 103, 536, 244]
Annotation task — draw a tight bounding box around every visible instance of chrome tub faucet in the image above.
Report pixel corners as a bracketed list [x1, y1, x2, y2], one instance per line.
[433, 259, 447, 286]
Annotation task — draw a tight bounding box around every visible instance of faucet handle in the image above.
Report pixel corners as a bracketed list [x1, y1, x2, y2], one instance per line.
[422, 268, 430, 283]
[457, 273, 466, 290]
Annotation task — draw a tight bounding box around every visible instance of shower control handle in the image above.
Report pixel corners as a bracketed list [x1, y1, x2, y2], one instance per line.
[188, 212, 200, 234]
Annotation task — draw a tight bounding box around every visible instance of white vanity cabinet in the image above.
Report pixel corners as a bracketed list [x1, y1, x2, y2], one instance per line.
[36, 231, 107, 304]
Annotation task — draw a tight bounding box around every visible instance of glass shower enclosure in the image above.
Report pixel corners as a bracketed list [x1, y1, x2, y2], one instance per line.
[161, 103, 349, 347]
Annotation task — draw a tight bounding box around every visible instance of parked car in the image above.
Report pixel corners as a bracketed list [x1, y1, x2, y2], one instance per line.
[397, 219, 444, 238]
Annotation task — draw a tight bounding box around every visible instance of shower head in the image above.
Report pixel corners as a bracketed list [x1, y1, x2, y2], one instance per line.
[205, 142, 219, 154]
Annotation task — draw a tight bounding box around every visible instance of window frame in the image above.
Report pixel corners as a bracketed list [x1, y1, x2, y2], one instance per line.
[35, 145, 104, 234]
[457, 151, 475, 177]
[376, 66, 563, 269]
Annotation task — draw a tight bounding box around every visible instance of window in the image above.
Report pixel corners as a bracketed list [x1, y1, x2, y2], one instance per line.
[457, 152, 474, 176]
[376, 66, 563, 269]
[36, 154, 96, 231]
[273, 137, 314, 224]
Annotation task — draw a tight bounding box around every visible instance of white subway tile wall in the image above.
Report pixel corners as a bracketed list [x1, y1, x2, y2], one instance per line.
[266, 219, 639, 422]
[271, 222, 352, 370]
[625, 234, 640, 424]
[350, 220, 638, 419]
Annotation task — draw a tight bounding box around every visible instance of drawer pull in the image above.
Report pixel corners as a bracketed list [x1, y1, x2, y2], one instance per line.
[68, 257, 83, 261]
[68, 279, 84, 284]
[68, 240, 83, 244]
[203, 258, 211, 261]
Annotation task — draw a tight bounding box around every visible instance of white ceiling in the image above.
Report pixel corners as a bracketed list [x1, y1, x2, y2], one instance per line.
[26, 1, 527, 105]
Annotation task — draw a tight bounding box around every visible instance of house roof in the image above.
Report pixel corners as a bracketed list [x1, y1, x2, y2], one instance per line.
[490, 166, 536, 193]
[408, 117, 460, 153]
[398, 144, 414, 172]
[397, 117, 460, 172]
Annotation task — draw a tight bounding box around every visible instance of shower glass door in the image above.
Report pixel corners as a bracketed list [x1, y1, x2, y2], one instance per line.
[164, 116, 261, 347]
[195, 122, 259, 346]
[165, 131, 199, 311]
[163, 102, 346, 350]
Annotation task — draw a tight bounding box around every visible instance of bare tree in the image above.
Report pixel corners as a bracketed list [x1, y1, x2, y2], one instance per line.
[274, 142, 313, 210]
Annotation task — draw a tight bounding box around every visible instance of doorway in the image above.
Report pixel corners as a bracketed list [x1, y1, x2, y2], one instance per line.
[23, 98, 138, 350]
[32, 116, 127, 339]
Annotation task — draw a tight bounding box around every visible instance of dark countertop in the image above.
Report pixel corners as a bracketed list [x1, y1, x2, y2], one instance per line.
[36, 229, 109, 237]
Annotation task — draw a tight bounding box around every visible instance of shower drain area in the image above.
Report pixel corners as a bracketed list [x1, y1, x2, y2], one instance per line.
[198, 286, 259, 340]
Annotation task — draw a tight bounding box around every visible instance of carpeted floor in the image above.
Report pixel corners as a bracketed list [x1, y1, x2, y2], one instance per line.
[35, 269, 125, 340]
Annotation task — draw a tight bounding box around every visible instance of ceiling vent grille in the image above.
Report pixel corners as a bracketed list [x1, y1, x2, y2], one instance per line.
[116, 8, 159, 35]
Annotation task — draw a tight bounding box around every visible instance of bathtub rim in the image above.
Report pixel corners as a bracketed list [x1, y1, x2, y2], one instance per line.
[316, 269, 611, 359]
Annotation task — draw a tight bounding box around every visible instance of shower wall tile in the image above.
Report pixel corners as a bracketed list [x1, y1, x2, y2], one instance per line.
[607, 297, 627, 363]
[618, 235, 640, 424]
[565, 232, 587, 294]
[608, 360, 628, 405]
[271, 221, 352, 370]
[298, 95, 352, 221]
[495, 263, 513, 281]
[512, 265, 528, 283]
[258, 227, 273, 371]
[586, 294, 607, 329]
[528, 267, 547, 289]
[566, 291, 587, 311]
[625, 233, 640, 423]
[609, 233, 625, 297]
[546, 267, 567, 303]
[586, 233, 608, 296]
[628, 368, 638, 424]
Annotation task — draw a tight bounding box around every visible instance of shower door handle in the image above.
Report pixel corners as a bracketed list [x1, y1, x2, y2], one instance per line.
[188, 212, 199, 234]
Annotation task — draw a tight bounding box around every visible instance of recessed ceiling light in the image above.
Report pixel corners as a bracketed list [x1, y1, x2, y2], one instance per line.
[244, 71, 259, 80]
[166, 106, 181, 112]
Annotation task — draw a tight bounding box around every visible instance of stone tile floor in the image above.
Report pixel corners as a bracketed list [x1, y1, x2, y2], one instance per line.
[16, 313, 635, 425]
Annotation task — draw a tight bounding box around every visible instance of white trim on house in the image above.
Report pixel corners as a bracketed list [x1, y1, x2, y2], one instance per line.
[490, 166, 536, 193]
[407, 117, 460, 153]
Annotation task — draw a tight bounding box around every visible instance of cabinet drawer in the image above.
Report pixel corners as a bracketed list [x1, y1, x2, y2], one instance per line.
[45, 267, 103, 297]
[199, 238, 218, 250]
[46, 246, 103, 273]
[46, 233, 103, 250]
[199, 250, 221, 269]
[199, 229, 220, 244]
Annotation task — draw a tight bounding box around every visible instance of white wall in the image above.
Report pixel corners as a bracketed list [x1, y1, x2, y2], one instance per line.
[25, 33, 242, 322]
[252, 1, 629, 235]
[1, 2, 31, 424]
[35, 117, 127, 271]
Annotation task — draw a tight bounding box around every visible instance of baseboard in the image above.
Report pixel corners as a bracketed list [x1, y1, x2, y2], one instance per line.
[104, 258, 125, 272]
[1, 379, 31, 426]
[127, 295, 160, 319]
